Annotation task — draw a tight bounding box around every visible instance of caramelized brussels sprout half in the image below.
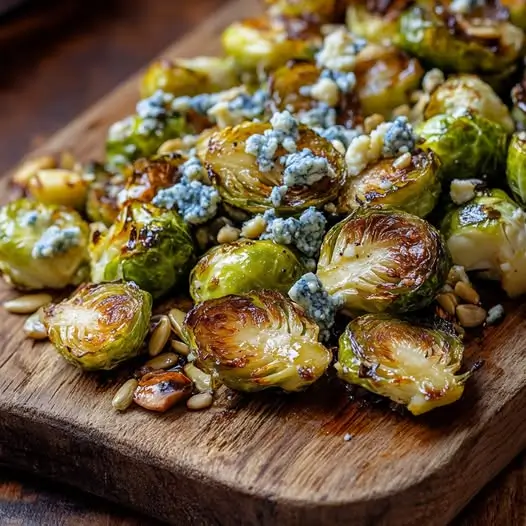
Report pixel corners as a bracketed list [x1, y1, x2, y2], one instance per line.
[44, 281, 152, 371]
[190, 239, 306, 302]
[335, 314, 468, 415]
[337, 149, 442, 218]
[0, 199, 89, 290]
[397, 4, 524, 76]
[206, 120, 345, 214]
[141, 57, 239, 99]
[317, 207, 450, 314]
[354, 44, 424, 118]
[221, 17, 317, 71]
[90, 202, 194, 299]
[265, 0, 338, 22]
[424, 75, 514, 133]
[184, 290, 331, 392]
[441, 189, 526, 298]
[507, 132, 526, 206]
[418, 112, 508, 181]
[512, 75, 526, 130]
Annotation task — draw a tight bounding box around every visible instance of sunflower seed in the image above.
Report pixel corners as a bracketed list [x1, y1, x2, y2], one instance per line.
[454, 281, 480, 305]
[184, 363, 212, 393]
[168, 308, 186, 340]
[148, 315, 171, 357]
[171, 339, 190, 356]
[217, 225, 240, 244]
[436, 292, 459, 316]
[112, 379, 138, 411]
[23, 309, 48, 340]
[456, 304, 487, 328]
[145, 352, 179, 370]
[186, 392, 213, 411]
[4, 293, 52, 314]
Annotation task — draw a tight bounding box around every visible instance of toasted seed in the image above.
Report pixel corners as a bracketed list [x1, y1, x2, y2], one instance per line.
[436, 292, 459, 316]
[454, 281, 480, 305]
[112, 379, 138, 411]
[23, 309, 48, 340]
[184, 363, 212, 392]
[240, 215, 266, 239]
[448, 265, 470, 285]
[456, 304, 487, 328]
[12, 155, 56, 187]
[217, 225, 240, 244]
[133, 370, 192, 412]
[391, 104, 411, 118]
[187, 392, 213, 411]
[145, 352, 179, 370]
[4, 293, 52, 314]
[171, 339, 190, 356]
[168, 308, 186, 340]
[363, 113, 385, 134]
[148, 315, 171, 357]
[392, 152, 412, 170]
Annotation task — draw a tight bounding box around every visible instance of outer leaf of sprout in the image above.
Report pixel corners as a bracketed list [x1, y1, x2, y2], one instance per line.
[507, 133, 526, 206]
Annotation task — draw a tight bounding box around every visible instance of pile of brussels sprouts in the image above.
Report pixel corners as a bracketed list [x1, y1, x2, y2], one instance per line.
[4, 0, 526, 417]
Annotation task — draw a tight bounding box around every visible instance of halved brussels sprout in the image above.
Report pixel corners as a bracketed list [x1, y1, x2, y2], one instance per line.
[317, 207, 450, 314]
[221, 17, 317, 71]
[441, 188, 526, 297]
[90, 202, 194, 299]
[140, 57, 239, 99]
[106, 91, 191, 167]
[206, 120, 345, 214]
[85, 163, 128, 227]
[184, 290, 331, 392]
[397, 4, 524, 76]
[424, 75, 515, 133]
[44, 281, 152, 371]
[507, 132, 526, 206]
[417, 111, 508, 181]
[190, 239, 306, 302]
[335, 314, 468, 415]
[337, 149, 442, 218]
[512, 75, 526, 130]
[502, 0, 526, 30]
[354, 44, 424, 117]
[0, 199, 89, 290]
[346, 0, 411, 42]
[265, 0, 339, 22]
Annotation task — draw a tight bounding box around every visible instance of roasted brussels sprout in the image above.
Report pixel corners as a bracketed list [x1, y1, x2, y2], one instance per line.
[265, 0, 338, 22]
[221, 17, 317, 71]
[90, 202, 194, 299]
[507, 132, 526, 205]
[184, 290, 331, 392]
[335, 314, 468, 415]
[441, 189, 526, 297]
[337, 149, 442, 218]
[397, 4, 524, 76]
[190, 239, 306, 302]
[0, 199, 89, 290]
[512, 75, 526, 130]
[44, 281, 152, 371]
[418, 112, 508, 181]
[317, 207, 450, 314]
[354, 44, 424, 118]
[106, 91, 191, 167]
[502, 0, 526, 30]
[424, 75, 515, 133]
[141, 57, 239, 99]
[206, 117, 345, 214]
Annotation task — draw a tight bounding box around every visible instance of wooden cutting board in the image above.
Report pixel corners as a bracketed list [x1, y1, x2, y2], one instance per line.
[0, 0, 525, 524]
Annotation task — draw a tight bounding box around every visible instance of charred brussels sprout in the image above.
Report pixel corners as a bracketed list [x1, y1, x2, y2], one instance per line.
[317, 207, 450, 314]
[184, 290, 331, 392]
[335, 314, 468, 415]
[507, 133, 526, 205]
[221, 17, 317, 71]
[512, 76, 526, 130]
[418, 112, 508, 182]
[206, 119, 345, 214]
[354, 44, 423, 117]
[90, 202, 194, 299]
[0, 199, 89, 290]
[424, 75, 514, 133]
[441, 189, 526, 298]
[141, 57, 239, 99]
[397, 4, 524, 76]
[265, 0, 338, 22]
[44, 281, 152, 371]
[337, 149, 442, 218]
[190, 240, 306, 302]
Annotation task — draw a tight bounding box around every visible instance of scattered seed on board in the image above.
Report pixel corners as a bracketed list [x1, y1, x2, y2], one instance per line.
[148, 315, 171, 357]
[23, 309, 48, 340]
[112, 379, 138, 411]
[3, 293, 52, 314]
[187, 392, 213, 411]
[454, 281, 480, 305]
[456, 304, 487, 328]
[217, 225, 240, 244]
[168, 308, 186, 340]
[436, 292, 458, 316]
[145, 352, 180, 370]
[184, 362, 212, 392]
[171, 339, 190, 356]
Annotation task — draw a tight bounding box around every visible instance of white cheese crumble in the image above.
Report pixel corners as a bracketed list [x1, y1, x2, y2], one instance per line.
[32, 226, 82, 259]
[449, 0, 486, 14]
[450, 179, 483, 205]
[486, 304, 504, 325]
[316, 27, 367, 72]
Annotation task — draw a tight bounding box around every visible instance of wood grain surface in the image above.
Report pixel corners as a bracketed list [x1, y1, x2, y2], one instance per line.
[0, 0, 525, 525]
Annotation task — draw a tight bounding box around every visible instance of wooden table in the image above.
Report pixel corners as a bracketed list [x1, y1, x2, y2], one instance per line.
[0, 0, 524, 524]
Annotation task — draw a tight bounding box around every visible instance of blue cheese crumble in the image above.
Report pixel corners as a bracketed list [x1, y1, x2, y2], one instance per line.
[298, 104, 337, 129]
[32, 226, 82, 259]
[281, 149, 333, 187]
[180, 155, 207, 182]
[288, 272, 343, 340]
[382, 116, 417, 157]
[316, 27, 367, 72]
[317, 125, 360, 149]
